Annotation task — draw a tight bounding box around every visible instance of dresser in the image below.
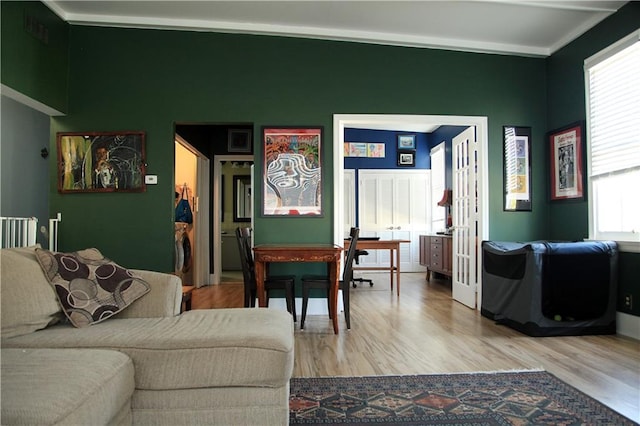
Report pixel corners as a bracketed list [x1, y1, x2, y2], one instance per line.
[419, 235, 452, 280]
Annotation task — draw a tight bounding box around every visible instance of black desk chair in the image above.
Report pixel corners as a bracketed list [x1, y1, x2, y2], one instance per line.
[235, 227, 297, 321]
[300, 227, 360, 330]
[352, 248, 374, 288]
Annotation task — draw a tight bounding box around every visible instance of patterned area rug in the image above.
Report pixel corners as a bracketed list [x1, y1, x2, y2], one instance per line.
[289, 371, 636, 425]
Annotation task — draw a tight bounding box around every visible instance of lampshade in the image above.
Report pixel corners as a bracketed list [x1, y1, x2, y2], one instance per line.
[437, 189, 452, 207]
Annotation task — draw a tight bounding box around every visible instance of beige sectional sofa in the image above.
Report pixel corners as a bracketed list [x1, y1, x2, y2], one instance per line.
[1, 246, 295, 425]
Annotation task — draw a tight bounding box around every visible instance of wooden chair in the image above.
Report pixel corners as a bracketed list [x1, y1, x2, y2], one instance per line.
[235, 227, 297, 321]
[300, 227, 359, 330]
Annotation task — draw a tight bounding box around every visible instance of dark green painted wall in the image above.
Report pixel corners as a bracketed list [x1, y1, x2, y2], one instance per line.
[47, 25, 548, 271]
[546, 1, 640, 316]
[0, 1, 68, 112]
[2, 3, 635, 318]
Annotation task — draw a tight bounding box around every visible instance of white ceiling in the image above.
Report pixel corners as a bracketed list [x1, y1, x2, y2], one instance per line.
[42, 1, 627, 133]
[45, 1, 628, 57]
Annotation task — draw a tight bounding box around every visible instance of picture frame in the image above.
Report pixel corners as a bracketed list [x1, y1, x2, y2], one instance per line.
[262, 126, 323, 216]
[228, 129, 252, 153]
[397, 134, 416, 150]
[56, 131, 146, 193]
[548, 122, 585, 201]
[397, 150, 415, 167]
[503, 126, 532, 211]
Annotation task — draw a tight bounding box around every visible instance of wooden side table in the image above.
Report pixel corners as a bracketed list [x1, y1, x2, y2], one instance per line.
[181, 286, 194, 312]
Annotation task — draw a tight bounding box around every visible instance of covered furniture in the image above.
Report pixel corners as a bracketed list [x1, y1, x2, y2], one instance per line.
[481, 240, 618, 337]
[1, 245, 294, 425]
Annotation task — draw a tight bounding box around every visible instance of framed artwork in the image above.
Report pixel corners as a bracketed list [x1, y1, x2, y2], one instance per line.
[367, 143, 385, 158]
[397, 150, 415, 167]
[398, 134, 416, 150]
[56, 131, 146, 193]
[262, 126, 323, 216]
[503, 126, 532, 211]
[347, 142, 367, 157]
[548, 122, 585, 201]
[228, 129, 252, 153]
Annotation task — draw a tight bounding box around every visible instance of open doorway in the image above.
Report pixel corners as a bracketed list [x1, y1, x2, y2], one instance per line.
[212, 154, 253, 284]
[333, 114, 489, 309]
[174, 135, 210, 288]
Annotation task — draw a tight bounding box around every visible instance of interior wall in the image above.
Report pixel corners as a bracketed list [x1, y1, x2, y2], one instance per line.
[175, 142, 197, 284]
[44, 22, 549, 271]
[0, 95, 50, 246]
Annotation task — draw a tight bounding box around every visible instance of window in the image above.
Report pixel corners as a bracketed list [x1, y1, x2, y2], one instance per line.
[585, 30, 640, 250]
[430, 142, 446, 231]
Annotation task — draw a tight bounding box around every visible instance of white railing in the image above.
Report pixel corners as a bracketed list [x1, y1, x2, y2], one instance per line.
[49, 213, 62, 252]
[0, 216, 38, 248]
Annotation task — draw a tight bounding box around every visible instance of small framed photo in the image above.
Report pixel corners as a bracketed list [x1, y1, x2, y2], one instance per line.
[548, 122, 585, 202]
[398, 134, 416, 150]
[228, 129, 252, 153]
[397, 150, 415, 167]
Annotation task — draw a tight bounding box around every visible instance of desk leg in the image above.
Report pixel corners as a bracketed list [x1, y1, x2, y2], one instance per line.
[330, 258, 340, 334]
[254, 260, 266, 307]
[389, 249, 394, 291]
[395, 245, 401, 296]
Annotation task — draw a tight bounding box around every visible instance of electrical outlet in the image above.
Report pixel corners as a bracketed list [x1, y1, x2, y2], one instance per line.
[623, 294, 633, 310]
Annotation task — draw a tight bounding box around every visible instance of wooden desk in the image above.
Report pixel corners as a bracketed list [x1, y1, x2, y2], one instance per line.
[343, 239, 410, 296]
[253, 244, 343, 334]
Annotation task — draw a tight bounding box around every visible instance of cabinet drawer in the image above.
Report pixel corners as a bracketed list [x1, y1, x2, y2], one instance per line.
[431, 237, 443, 245]
[431, 252, 442, 269]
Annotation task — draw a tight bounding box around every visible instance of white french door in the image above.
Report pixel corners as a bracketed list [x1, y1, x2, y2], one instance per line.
[452, 127, 478, 308]
[357, 169, 430, 272]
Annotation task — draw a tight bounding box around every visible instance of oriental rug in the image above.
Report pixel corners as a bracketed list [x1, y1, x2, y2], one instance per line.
[289, 370, 636, 425]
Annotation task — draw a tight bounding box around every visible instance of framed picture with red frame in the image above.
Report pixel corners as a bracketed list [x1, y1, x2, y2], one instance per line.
[548, 122, 585, 202]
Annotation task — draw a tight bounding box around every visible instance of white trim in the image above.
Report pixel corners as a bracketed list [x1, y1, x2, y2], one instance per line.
[616, 311, 640, 340]
[584, 29, 640, 69]
[1, 84, 65, 116]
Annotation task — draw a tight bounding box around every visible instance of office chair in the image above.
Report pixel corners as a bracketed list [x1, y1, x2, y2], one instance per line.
[352, 248, 374, 288]
[235, 227, 297, 321]
[300, 227, 360, 330]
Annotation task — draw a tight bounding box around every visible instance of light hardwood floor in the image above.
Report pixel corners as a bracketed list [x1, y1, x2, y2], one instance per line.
[192, 272, 640, 422]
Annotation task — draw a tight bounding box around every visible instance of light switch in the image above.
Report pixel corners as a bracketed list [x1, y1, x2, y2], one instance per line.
[145, 175, 158, 184]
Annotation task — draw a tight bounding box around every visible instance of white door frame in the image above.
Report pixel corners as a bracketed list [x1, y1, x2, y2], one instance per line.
[333, 114, 489, 309]
[212, 154, 253, 284]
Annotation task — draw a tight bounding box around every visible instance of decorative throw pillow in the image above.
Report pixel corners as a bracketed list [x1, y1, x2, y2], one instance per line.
[34, 248, 150, 328]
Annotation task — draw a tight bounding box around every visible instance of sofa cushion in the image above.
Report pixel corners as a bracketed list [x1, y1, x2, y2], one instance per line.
[1, 246, 62, 339]
[35, 248, 150, 327]
[3, 308, 295, 391]
[1, 348, 134, 425]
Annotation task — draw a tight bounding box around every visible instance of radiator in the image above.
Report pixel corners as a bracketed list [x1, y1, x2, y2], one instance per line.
[1, 213, 62, 250]
[0, 216, 38, 248]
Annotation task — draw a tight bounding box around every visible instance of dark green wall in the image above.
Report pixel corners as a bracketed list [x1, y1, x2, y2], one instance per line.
[47, 25, 547, 271]
[546, 1, 640, 316]
[0, 1, 68, 112]
[546, 1, 640, 241]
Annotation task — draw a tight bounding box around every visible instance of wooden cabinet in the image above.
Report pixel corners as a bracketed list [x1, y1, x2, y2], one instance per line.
[419, 235, 452, 280]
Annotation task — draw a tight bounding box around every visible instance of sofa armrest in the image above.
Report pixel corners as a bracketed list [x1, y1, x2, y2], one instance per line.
[116, 270, 182, 318]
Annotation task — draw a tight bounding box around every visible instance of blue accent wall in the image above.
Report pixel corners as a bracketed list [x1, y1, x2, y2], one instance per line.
[344, 128, 430, 169]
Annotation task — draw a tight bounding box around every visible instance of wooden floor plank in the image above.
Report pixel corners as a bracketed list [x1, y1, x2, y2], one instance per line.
[192, 272, 640, 422]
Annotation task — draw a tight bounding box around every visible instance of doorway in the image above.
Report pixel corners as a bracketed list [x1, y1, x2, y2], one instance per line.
[174, 135, 210, 288]
[333, 114, 489, 309]
[213, 154, 253, 284]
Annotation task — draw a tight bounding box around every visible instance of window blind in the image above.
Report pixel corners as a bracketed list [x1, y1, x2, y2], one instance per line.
[586, 32, 640, 178]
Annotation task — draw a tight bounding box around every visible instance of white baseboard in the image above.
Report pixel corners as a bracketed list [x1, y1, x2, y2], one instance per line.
[616, 311, 640, 340]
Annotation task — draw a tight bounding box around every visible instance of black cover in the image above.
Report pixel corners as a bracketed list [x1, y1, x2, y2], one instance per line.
[481, 240, 618, 336]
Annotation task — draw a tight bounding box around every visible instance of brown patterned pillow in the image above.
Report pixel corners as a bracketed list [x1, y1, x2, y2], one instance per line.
[34, 248, 150, 328]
